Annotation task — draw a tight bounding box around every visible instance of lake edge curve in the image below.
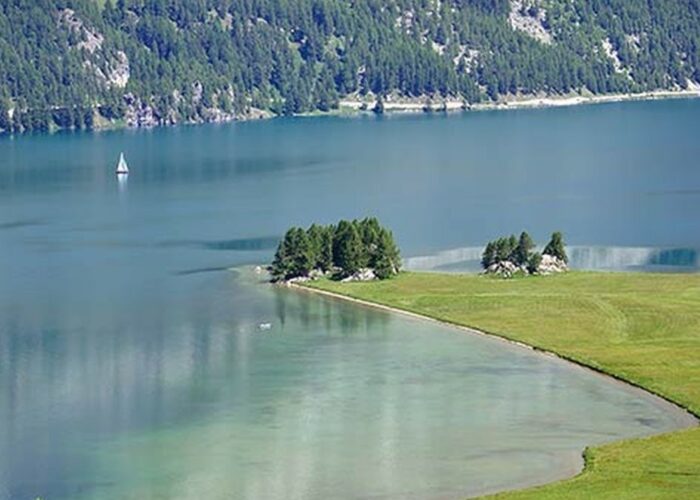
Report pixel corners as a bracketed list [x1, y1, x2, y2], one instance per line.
[288, 280, 698, 498]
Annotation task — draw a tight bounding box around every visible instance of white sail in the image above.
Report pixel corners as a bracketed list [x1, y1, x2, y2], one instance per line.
[116, 152, 129, 174]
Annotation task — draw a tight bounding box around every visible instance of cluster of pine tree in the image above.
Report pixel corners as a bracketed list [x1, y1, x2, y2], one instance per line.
[1, 0, 699, 133]
[270, 217, 401, 282]
[481, 231, 567, 274]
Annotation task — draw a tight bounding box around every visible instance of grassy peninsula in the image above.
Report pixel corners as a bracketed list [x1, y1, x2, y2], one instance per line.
[304, 271, 700, 498]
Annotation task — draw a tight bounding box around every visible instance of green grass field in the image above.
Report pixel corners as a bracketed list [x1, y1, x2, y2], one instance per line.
[305, 271, 700, 498]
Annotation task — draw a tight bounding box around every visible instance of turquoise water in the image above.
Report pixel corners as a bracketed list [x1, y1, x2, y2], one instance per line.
[1, 100, 699, 499]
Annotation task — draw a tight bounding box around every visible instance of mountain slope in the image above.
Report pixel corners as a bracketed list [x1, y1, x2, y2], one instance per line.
[0, 0, 698, 132]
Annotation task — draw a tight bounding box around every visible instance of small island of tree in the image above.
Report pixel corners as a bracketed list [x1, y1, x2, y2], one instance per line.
[481, 231, 568, 278]
[270, 218, 401, 282]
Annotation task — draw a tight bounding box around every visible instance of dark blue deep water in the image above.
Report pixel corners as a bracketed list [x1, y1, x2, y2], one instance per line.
[0, 99, 698, 499]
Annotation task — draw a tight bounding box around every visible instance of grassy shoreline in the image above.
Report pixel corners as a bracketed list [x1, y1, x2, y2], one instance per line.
[300, 271, 700, 498]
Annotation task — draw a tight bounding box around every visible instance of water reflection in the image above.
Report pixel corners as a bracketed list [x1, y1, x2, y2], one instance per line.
[405, 245, 700, 272]
[0, 219, 45, 230]
[0, 271, 693, 499]
[2, 100, 700, 499]
[157, 236, 280, 252]
[117, 173, 128, 196]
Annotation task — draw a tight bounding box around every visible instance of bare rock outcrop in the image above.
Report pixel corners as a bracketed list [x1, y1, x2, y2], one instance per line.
[537, 254, 568, 275]
[509, 1, 552, 45]
[485, 254, 568, 278]
[341, 268, 377, 282]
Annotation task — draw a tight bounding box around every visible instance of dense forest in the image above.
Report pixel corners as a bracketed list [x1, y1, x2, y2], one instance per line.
[1, 0, 699, 132]
[270, 218, 401, 282]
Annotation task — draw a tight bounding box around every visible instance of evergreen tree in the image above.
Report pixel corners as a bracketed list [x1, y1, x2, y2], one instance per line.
[481, 241, 496, 269]
[527, 251, 542, 274]
[288, 227, 314, 277]
[332, 220, 353, 267]
[52, 108, 72, 129]
[270, 229, 293, 281]
[514, 231, 535, 266]
[359, 217, 381, 266]
[306, 223, 324, 269]
[1, 0, 699, 133]
[334, 222, 365, 276]
[506, 235, 518, 262]
[273, 217, 400, 280]
[373, 95, 384, 114]
[493, 236, 518, 263]
[0, 99, 10, 132]
[270, 226, 314, 280]
[543, 231, 568, 263]
[318, 225, 334, 272]
[373, 228, 401, 279]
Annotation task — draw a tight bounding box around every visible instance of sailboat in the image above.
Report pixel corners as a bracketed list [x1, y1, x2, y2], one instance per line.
[115, 152, 129, 175]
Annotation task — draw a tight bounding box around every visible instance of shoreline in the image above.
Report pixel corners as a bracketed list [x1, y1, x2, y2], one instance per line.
[286, 279, 698, 496]
[338, 88, 700, 115]
[289, 281, 697, 423]
[5, 88, 698, 137]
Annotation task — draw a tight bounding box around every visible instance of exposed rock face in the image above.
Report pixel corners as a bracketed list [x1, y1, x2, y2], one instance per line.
[192, 81, 204, 104]
[486, 260, 522, 278]
[58, 8, 131, 90]
[200, 107, 236, 123]
[58, 9, 104, 53]
[308, 269, 327, 280]
[538, 254, 568, 274]
[83, 50, 130, 90]
[279, 267, 379, 284]
[108, 51, 130, 89]
[453, 46, 479, 72]
[509, 0, 552, 45]
[485, 254, 568, 278]
[279, 268, 328, 285]
[121, 90, 268, 129]
[341, 268, 377, 282]
[123, 93, 159, 128]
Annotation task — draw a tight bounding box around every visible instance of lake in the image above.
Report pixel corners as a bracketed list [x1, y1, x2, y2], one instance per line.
[1, 99, 699, 499]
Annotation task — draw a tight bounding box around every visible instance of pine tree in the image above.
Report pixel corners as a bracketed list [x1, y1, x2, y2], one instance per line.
[274, 218, 400, 281]
[506, 235, 518, 262]
[270, 229, 293, 281]
[514, 231, 535, 266]
[318, 225, 334, 272]
[332, 220, 352, 267]
[527, 251, 542, 274]
[0, 98, 10, 132]
[359, 217, 381, 266]
[494, 236, 516, 263]
[288, 227, 314, 277]
[543, 231, 568, 263]
[373, 228, 401, 279]
[334, 222, 364, 276]
[270, 226, 314, 280]
[373, 95, 384, 114]
[481, 241, 496, 269]
[306, 223, 324, 270]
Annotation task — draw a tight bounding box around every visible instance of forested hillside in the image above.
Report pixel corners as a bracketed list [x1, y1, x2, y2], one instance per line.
[1, 0, 699, 132]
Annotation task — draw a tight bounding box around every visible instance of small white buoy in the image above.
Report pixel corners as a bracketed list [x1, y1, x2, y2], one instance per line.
[258, 323, 272, 331]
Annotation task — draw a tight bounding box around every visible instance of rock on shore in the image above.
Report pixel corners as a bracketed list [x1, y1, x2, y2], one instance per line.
[485, 254, 568, 278]
[538, 254, 569, 274]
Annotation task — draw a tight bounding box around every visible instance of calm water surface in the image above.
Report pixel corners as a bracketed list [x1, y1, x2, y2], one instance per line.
[1, 100, 699, 499]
